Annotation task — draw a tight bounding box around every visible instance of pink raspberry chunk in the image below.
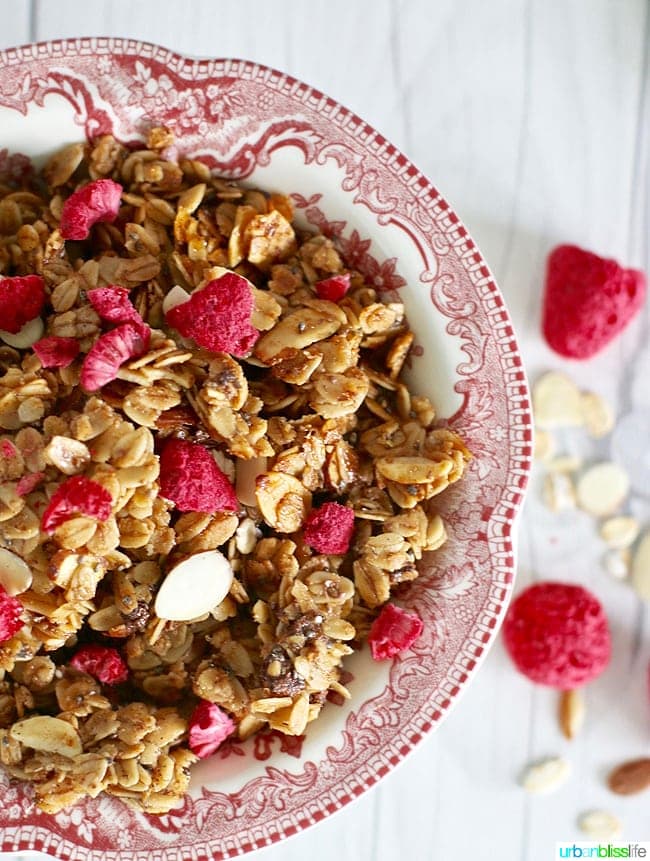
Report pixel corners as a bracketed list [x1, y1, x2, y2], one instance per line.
[159, 438, 238, 513]
[303, 502, 355, 555]
[33, 336, 80, 368]
[60, 178, 123, 240]
[503, 581, 611, 689]
[41, 475, 113, 534]
[315, 273, 351, 302]
[0, 275, 46, 334]
[0, 587, 23, 644]
[188, 700, 235, 758]
[368, 603, 424, 660]
[70, 644, 128, 685]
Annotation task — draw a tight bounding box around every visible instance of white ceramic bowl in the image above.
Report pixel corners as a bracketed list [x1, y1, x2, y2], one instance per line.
[0, 38, 532, 861]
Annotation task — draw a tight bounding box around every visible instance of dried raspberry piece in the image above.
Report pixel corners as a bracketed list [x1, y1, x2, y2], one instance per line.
[70, 644, 128, 684]
[165, 273, 259, 357]
[159, 438, 238, 513]
[0, 586, 23, 644]
[16, 472, 44, 496]
[33, 336, 80, 368]
[368, 603, 423, 660]
[503, 581, 611, 689]
[80, 323, 149, 392]
[86, 286, 149, 339]
[59, 179, 123, 241]
[0, 275, 46, 334]
[315, 273, 351, 303]
[303, 502, 355, 554]
[188, 700, 235, 758]
[543, 245, 646, 359]
[41, 475, 113, 534]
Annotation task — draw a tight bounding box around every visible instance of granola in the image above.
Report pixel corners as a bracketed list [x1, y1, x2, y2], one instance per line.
[0, 131, 471, 814]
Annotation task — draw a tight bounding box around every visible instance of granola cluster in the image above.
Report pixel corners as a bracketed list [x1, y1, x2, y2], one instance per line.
[0, 130, 470, 813]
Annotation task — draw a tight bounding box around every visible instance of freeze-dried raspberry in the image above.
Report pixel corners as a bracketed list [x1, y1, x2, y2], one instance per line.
[59, 179, 123, 241]
[543, 245, 646, 359]
[0, 275, 46, 334]
[33, 336, 80, 368]
[159, 438, 238, 513]
[315, 273, 351, 303]
[86, 286, 149, 339]
[503, 581, 611, 689]
[41, 475, 113, 534]
[0, 586, 23, 644]
[303, 502, 355, 554]
[70, 644, 128, 684]
[80, 323, 149, 392]
[165, 273, 259, 357]
[188, 700, 235, 758]
[368, 603, 423, 660]
[16, 472, 44, 496]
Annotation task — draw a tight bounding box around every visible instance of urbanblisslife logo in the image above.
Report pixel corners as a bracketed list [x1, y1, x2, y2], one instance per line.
[556, 844, 649, 859]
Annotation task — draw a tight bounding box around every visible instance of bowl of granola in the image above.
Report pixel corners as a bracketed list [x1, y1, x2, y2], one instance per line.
[0, 38, 531, 860]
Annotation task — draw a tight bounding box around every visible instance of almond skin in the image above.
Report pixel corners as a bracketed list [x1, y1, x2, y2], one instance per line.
[607, 757, 650, 795]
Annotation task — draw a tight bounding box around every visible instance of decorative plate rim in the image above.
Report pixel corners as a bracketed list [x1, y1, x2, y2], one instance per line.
[0, 36, 533, 861]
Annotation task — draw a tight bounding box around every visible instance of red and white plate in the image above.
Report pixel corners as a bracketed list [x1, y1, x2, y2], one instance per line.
[0, 38, 532, 861]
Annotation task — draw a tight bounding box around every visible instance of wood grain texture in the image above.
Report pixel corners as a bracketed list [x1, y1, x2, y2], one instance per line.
[1, 1, 650, 858]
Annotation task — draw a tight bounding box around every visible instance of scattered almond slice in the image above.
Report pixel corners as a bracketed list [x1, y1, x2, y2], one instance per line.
[161, 285, 191, 315]
[534, 429, 556, 462]
[631, 531, 650, 601]
[533, 372, 584, 429]
[547, 455, 583, 474]
[578, 810, 622, 840]
[10, 715, 82, 757]
[542, 472, 576, 512]
[558, 689, 585, 740]
[576, 462, 629, 517]
[580, 391, 615, 438]
[520, 756, 571, 794]
[0, 316, 45, 349]
[599, 516, 639, 550]
[603, 548, 631, 580]
[154, 550, 234, 621]
[0, 548, 32, 596]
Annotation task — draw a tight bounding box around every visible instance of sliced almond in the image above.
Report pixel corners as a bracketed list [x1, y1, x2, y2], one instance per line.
[542, 472, 576, 512]
[235, 517, 258, 555]
[154, 550, 234, 621]
[576, 462, 629, 517]
[607, 757, 650, 795]
[599, 516, 639, 550]
[161, 285, 191, 315]
[0, 547, 32, 596]
[520, 756, 571, 794]
[631, 531, 650, 601]
[581, 391, 615, 439]
[558, 689, 585, 740]
[547, 455, 583, 474]
[0, 317, 45, 349]
[533, 429, 556, 462]
[603, 548, 630, 580]
[533, 372, 584, 429]
[578, 810, 622, 840]
[236, 456, 267, 507]
[10, 715, 82, 757]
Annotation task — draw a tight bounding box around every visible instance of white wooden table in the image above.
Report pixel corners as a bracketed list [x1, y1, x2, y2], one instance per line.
[1, 1, 649, 858]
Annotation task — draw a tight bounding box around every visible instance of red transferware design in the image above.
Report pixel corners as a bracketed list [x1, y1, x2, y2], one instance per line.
[0, 38, 532, 861]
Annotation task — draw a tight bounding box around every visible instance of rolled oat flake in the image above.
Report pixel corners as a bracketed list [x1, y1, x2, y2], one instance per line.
[155, 550, 234, 621]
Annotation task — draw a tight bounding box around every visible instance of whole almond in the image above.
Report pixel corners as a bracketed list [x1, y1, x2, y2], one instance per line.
[520, 756, 571, 793]
[558, 689, 585, 740]
[607, 757, 650, 795]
